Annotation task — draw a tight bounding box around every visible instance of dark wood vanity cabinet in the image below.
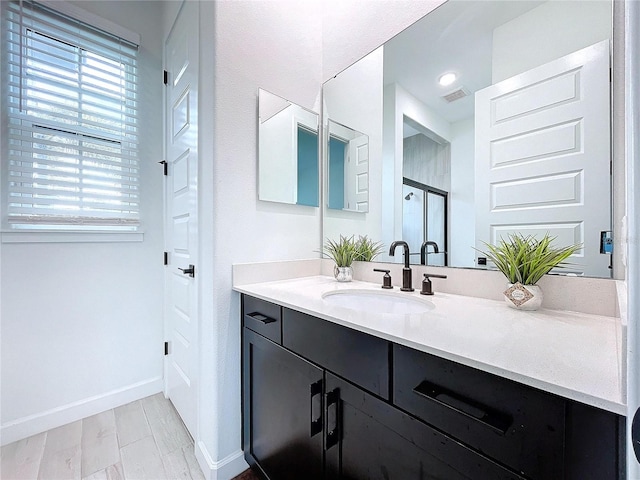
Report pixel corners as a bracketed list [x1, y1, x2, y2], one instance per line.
[243, 328, 324, 480]
[241, 294, 625, 480]
[324, 373, 525, 480]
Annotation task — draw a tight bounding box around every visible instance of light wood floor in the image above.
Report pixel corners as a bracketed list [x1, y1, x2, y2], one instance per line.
[1, 393, 205, 480]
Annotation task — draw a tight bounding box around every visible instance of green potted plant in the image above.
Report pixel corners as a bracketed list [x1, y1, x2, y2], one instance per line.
[322, 235, 359, 282]
[355, 235, 384, 262]
[477, 233, 581, 310]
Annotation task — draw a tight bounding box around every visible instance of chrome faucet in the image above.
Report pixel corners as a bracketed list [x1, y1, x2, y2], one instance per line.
[420, 241, 439, 265]
[389, 240, 414, 291]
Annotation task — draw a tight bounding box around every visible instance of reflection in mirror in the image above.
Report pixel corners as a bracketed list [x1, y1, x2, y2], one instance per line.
[327, 120, 369, 212]
[403, 178, 448, 267]
[321, 0, 613, 278]
[258, 88, 319, 207]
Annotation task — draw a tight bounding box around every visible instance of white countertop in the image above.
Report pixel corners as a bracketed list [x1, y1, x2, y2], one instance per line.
[234, 275, 625, 415]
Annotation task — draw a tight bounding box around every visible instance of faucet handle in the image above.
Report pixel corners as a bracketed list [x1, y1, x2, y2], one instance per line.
[420, 273, 447, 296]
[423, 273, 447, 279]
[373, 268, 393, 289]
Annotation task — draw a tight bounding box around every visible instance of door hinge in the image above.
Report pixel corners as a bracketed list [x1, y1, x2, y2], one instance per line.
[163, 70, 168, 85]
[164, 341, 169, 356]
[158, 160, 168, 176]
[163, 251, 168, 265]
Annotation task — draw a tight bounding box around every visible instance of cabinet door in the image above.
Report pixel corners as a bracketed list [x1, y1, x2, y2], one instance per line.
[325, 373, 525, 480]
[243, 328, 324, 480]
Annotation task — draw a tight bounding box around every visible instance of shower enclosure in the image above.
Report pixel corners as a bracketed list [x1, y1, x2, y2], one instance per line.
[402, 178, 448, 266]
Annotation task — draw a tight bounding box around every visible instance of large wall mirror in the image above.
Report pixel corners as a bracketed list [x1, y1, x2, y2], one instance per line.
[322, 0, 615, 278]
[258, 88, 319, 207]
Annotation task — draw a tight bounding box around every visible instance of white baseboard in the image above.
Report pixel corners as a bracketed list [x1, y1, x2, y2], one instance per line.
[0, 377, 163, 446]
[196, 441, 248, 480]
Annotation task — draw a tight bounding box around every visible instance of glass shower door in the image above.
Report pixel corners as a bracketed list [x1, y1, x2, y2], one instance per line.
[402, 182, 448, 266]
[426, 191, 446, 266]
[402, 184, 424, 263]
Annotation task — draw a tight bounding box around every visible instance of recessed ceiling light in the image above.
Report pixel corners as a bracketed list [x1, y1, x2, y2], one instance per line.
[439, 72, 457, 87]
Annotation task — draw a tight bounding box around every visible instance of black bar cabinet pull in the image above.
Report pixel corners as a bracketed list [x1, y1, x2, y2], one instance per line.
[310, 380, 323, 437]
[413, 380, 512, 434]
[245, 312, 276, 325]
[325, 389, 341, 449]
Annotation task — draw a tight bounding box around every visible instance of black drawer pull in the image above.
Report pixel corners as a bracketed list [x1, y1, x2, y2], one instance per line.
[325, 389, 341, 449]
[310, 380, 323, 437]
[246, 312, 276, 325]
[413, 380, 512, 434]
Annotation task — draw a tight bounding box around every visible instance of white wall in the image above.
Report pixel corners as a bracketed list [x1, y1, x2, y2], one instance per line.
[449, 118, 475, 268]
[492, 0, 612, 82]
[195, 1, 325, 476]
[0, 0, 164, 444]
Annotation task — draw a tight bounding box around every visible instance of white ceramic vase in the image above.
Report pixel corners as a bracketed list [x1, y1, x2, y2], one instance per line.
[334, 265, 353, 282]
[503, 283, 543, 311]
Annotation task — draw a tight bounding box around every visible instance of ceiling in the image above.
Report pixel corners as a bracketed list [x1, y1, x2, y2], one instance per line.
[384, 0, 544, 126]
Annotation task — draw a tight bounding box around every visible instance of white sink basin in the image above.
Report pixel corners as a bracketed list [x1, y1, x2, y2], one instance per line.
[322, 289, 435, 314]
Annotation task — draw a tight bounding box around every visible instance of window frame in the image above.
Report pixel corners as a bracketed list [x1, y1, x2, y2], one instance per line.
[1, 0, 143, 242]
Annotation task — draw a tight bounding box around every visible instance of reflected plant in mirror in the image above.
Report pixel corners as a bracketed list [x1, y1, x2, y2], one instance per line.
[258, 88, 319, 207]
[321, 0, 615, 278]
[355, 235, 384, 262]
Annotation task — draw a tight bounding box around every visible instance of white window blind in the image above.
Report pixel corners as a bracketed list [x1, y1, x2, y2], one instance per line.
[4, 0, 139, 230]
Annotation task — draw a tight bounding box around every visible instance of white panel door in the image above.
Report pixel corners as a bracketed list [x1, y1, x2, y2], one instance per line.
[345, 135, 369, 211]
[164, 1, 199, 438]
[475, 40, 610, 277]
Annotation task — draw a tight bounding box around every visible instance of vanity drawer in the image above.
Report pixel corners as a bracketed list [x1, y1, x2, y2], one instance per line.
[393, 344, 565, 480]
[282, 308, 389, 399]
[242, 295, 282, 344]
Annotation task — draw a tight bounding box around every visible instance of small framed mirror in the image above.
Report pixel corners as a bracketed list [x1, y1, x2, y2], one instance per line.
[327, 119, 369, 212]
[258, 88, 319, 207]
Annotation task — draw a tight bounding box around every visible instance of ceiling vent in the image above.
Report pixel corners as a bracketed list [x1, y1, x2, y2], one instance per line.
[441, 87, 469, 103]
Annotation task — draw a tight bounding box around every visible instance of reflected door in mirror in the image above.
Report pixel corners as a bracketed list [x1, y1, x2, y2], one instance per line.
[327, 119, 369, 212]
[258, 88, 319, 207]
[475, 40, 611, 278]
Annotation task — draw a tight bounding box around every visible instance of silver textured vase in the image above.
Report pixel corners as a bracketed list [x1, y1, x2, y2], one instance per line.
[503, 283, 543, 311]
[334, 265, 353, 282]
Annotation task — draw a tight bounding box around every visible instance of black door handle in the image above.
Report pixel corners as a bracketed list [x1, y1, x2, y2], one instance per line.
[178, 264, 195, 278]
